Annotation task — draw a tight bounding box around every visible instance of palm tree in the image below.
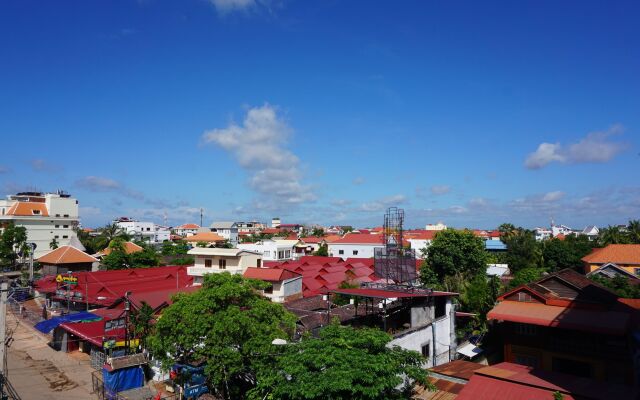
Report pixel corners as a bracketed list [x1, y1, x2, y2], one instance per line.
[95, 223, 130, 250]
[598, 225, 629, 246]
[130, 301, 155, 349]
[627, 220, 640, 244]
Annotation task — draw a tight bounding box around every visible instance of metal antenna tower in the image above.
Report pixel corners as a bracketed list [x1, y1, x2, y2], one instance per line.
[374, 207, 417, 285]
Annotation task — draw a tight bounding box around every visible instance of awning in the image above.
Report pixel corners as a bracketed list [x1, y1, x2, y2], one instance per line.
[456, 343, 483, 358]
[60, 320, 126, 347]
[34, 311, 101, 334]
[331, 288, 457, 299]
[488, 301, 629, 335]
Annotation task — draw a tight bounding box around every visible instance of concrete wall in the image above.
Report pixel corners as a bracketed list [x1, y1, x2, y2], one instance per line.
[327, 243, 377, 258]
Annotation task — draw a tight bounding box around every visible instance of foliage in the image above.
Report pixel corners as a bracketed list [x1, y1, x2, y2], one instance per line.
[148, 273, 297, 399]
[341, 226, 354, 233]
[332, 280, 359, 306]
[500, 227, 541, 273]
[249, 322, 431, 400]
[95, 223, 131, 251]
[553, 391, 564, 400]
[0, 223, 28, 268]
[130, 301, 155, 347]
[508, 268, 546, 289]
[421, 229, 487, 281]
[169, 256, 195, 266]
[590, 275, 640, 299]
[312, 243, 328, 257]
[74, 227, 98, 254]
[219, 240, 234, 249]
[311, 227, 325, 237]
[460, 275, 500, 326]
[102, 240, 159, 270]
[49, 236, 59, 250]
[196, 241, 209, 248]
[542, 235, 594, 272]
[598, 220, 640, 246]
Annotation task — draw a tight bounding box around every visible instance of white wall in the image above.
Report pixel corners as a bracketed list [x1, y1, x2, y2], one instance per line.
[327, 243, 377, 258]
[238, 241, 293, 261]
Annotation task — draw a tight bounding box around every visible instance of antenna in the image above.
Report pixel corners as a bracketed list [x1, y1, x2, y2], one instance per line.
[200, 208, 203, 227]
[374, 207, 417, 285]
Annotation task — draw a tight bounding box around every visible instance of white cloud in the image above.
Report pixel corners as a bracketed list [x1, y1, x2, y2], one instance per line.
[209, 0, 255, 14]
[352, 177, 365, 185]
[202, 104, 316, 207]
[430, 185, 451, 195]
[360, 194, 406, 212]
[76, 176, 144, 200]
[30, 158, 61, 172]
[79, 206, 102, 217]
[542, 191, 565, 202]
[525, 125, 628, 169]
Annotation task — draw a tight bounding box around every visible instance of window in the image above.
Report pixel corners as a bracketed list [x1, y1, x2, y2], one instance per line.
[338, 250, 344, 255]
[421, 343, 430, 358]
[256, 259, 262, 268]
[55, 225, 60, 228]
[552, 357, 591, 378]
[285, 250, 291, 258]
[219, 259, 226, 269]
[263, 251, 270, 257]
[514, 323, 537, 336]
[63, 235, 68, 239]
[63, 225, 69, 228]
[32, 210, 41, 215]
[63, 214, 69, 217]
[205, 259, 212, 268]
[56, 214, 60, 217]
[147, 227, 151, 231]
[352, 250, 358, 255]
[635, 268, 640, 277]
[434, 297, 447, 319]
[264, 285, 273, 294]
[517, 292, 534, 302]
[54, 235, 60, 239]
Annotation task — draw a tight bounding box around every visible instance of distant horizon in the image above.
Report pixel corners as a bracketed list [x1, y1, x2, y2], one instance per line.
[1, 1, 638, 229]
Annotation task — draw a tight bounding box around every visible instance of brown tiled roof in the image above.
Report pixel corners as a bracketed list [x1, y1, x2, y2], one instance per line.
[582, 244, 640, 265]
[100, 241, 143, 256]
[6, 202, 49, 216]
[243, 267, 301, 282]
[184, 232, 225, 242]
[430, 360, 485, 381]
[38, 246, 98, 265]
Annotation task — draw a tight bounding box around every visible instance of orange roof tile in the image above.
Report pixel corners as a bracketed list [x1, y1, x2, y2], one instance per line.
[331, 233, 384, 245]
[177, 223, 200, 229]
[6, 202, 49, 217]
[38, 246, 98, 264]
[184, 232, 225, 242]
[101, 241, 144, 256]
[581, 244, 640, 265]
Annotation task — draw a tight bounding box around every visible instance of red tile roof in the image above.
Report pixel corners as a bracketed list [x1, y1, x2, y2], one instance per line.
[6, 202, 49, 216]
[331, 233, 384, 245]
[37, 246, 98, 264]
[184, 232, 225, 243]
[487, 301, 629, 335]
[243, 267, 301, 282]
[582, 244, 640, 265]
[176, 223, 200, 229]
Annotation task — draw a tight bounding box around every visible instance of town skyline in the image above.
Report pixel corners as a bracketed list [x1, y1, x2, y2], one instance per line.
[1, 0, 639, 228]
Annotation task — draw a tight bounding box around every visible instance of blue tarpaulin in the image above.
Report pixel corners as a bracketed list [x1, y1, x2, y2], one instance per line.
[34, 311, 100, 333]
[102, 366, 144, 395]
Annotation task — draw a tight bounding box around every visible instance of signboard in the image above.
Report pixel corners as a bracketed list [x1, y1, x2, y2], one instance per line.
[55, 275, 78, 285]
[104, 318, 126, 332]
[184, 384, 208, 399]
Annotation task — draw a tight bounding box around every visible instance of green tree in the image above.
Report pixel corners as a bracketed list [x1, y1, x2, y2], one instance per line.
[460, 275, 499, 326]
[312, 243, 328, 257]
[49, 236, 59, 250]
[250, 322, 430, 400]
[148, 273, 297, 399]
[74, 227, 98, 254]
[311, 227, 325, 237]
[627, 220, 640, 244]
[95, 223, 131, 250]
[598, 225, 630, 246]
[508, 268, 546, 289]
[498, 223, 518, 242]
[590, 275, 640, 299]
[502, 228, 542, 273]
[542, 235, 595, 272]
[130, 246, 160, 268]
[0, 223, 28, 268]
[130, 301, 155, 348]
[102, 249, 131, 270]
[420, 229, 487, 282]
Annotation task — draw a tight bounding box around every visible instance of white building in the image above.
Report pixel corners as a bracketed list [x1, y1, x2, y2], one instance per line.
[115, 217, 171, 244]
[551, 223, 574, 237]
[186, 247, 262, 285]
[534, 227, 552, 241]
[235, 221, 265, 234]
[238, 239, 299, 261]
[174, 223, 200, 237]
[210, 222, 239, 246]
[0, 191, 79, 258]
[271, 217, 281, 228]
[243, 267, 303, 303]
[425, 222, 447, 231]
[327, 233, 384, 258]
[581, 225, 600, 241]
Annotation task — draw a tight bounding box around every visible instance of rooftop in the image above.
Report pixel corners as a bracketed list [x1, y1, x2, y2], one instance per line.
[582, 244, 640, 265]
[37, 245, 98, 265]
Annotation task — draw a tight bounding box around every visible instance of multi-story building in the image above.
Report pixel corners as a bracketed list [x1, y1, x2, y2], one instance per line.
[328, 233, 386, 258]
[186, 247, 262, 284]
[173, 223, 200, 237]
[0, 191, 79, 258]
[114, 217, 170, 244]
[238, 239, 299, 261]
[488, 268, 637, 384]
[235, 221, 265, 235]
[210, 222, 239, 246]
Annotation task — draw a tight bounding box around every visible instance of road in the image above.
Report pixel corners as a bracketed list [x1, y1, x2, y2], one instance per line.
[5, 310, 94, 399]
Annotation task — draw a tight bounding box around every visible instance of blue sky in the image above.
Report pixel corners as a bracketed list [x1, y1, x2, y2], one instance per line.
[1, 0, 639, 229]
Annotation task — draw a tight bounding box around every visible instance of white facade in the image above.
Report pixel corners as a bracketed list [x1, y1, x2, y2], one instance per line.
[271, 217, 281, 228]
[408, 238, 433, 258]
[389, 297, 456, 367]
[534, 227, 552, 241]
[327, 242, 378, 258]
[115, 218, 170, 244]
[425, 223, 447, 231]
[236, 221, 265, 234]
[0, 192, 80, 258]
[174, 224, 200, 237]
[265, 276, 303, 303]
[210, 222, 239, 246]
[551, 224, 574, 237]
[238, 239, 298, 261]
[186, 247, 262, 284]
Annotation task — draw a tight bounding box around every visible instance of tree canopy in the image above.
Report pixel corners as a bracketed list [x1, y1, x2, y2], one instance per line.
[421, 229, 487, 283]
[148, 273, 297, 399]
[500, 226, 541, 273]
[0, 223, 28, 268]
[250, 322, 430, 400]
[541, 235, 594, 272]
[101, 239, 159, 270]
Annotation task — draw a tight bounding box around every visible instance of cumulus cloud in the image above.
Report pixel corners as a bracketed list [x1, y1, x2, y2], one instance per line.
[542, 191, 565, 202]
[430, 185, 451, 195]
[525, 125, 628, 169]
[360, 194, 406, 212]
[202, 104, 316, 207]
[352, 177, 365, 186]
[209, 0, 256, 14]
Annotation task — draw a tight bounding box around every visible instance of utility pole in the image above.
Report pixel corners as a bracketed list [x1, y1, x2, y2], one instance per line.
[0, 281, 7, 377]
[124, 291, 131, 355]
[28, 243, 35, 282]
[200, 208, 203, 227]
